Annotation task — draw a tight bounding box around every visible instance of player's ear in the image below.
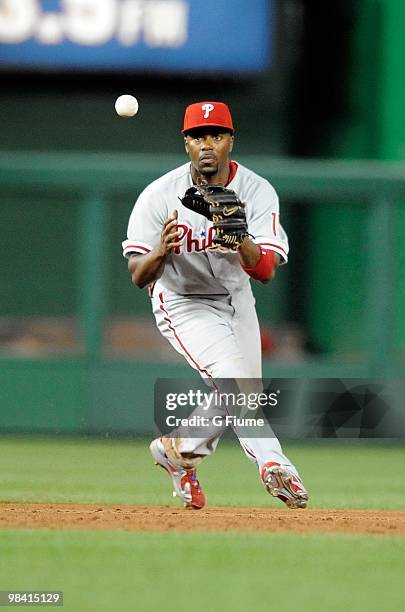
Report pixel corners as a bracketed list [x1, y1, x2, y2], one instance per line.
[184, 136, 189, 154]
[228, 134, 234, 153]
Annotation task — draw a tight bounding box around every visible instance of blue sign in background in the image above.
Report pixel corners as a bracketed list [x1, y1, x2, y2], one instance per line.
[0, 0, 272, 73]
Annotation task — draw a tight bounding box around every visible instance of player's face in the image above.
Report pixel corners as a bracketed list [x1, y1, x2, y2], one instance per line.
[184, 128, 234, 178]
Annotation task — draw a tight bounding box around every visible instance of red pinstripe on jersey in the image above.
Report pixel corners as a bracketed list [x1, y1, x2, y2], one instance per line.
[159, 292, 212, 379]
[239, 440, 257, 460]
[258, 242, 288, 258]
[124, 244, 151, 254]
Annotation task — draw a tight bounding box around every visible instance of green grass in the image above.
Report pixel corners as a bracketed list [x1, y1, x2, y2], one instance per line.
[1, 437, 404, 612]
[0, 436, 404, 509]
[0, 529, 404, 612]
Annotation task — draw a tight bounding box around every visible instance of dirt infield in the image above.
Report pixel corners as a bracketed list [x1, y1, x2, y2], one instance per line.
[1, 503, 405, 536]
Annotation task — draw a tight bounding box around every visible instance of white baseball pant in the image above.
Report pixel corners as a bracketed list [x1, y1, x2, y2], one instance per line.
[152, 282, 299, 475]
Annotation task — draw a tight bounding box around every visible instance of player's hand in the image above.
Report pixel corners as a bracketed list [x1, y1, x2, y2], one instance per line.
[159, 210, 182, 255]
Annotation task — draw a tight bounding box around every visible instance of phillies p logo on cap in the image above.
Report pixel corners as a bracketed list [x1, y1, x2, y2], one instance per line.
[182, 101, 234, 134]
[201, 103, 214, 118]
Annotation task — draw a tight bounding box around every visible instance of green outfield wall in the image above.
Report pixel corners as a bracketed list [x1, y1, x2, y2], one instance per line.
[0, 153, 403, 434]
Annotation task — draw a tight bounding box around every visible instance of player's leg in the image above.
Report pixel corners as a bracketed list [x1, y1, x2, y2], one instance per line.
[152, 290, 287, 466]
[228, 291, 309, 508]
[150, 289, 242, 507]
[152, 289, 289, 463]
[153, 289, 248, 379]
[149, 437, 206, 509]
[227, 289, 295, 468]
[150, 287, 308, 508]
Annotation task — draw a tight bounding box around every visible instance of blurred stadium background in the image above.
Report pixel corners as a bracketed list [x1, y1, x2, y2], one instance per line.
[0, 0, 404, 437]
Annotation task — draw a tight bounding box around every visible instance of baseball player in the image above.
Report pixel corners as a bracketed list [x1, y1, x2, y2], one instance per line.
[123, 101, 309, 510]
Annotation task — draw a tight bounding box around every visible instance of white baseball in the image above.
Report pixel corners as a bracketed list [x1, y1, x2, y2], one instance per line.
[115, 95, 139, 117]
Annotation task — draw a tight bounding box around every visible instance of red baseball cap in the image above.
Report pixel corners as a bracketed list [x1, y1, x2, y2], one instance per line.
[182, 101, 234, 134]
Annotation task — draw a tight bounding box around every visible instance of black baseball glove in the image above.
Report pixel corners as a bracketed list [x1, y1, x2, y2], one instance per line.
[179, 184, 250, 250]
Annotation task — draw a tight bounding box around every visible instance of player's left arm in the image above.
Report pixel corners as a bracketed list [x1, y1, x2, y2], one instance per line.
[238, 238, 280, 283]
[238, 179, 287, 283]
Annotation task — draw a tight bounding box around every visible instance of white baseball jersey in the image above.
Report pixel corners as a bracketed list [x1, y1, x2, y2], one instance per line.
[122, 161, 289, 296]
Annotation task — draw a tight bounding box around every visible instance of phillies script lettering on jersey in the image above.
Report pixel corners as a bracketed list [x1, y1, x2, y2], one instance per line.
[175, 224, 215, 253]
[122, 161, 289, 296]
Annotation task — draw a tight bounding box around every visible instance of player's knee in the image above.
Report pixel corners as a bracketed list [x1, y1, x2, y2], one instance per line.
[211, 357, 252, 379]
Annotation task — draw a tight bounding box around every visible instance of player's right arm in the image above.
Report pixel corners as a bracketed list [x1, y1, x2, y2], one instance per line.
[128, 210, 181, 288]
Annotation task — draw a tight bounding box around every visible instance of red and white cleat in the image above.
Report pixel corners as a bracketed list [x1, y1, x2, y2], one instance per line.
[261, 461, 309, 509]
[150, 438, 205, 510]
